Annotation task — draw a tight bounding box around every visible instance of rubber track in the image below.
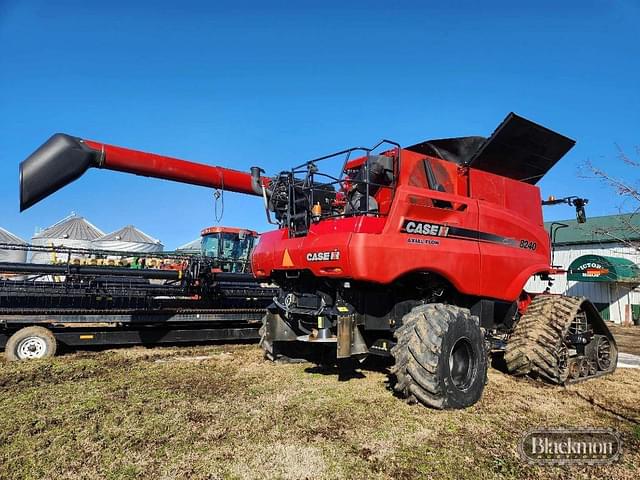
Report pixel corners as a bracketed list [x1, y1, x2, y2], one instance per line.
[505, 295, 585, 384]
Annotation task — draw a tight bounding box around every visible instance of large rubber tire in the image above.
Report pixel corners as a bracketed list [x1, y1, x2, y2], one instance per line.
[5, 326, 57, 361]
[390, 304, 487, 410]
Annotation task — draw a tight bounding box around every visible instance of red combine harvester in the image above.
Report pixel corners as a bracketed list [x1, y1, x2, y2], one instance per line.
[19, 113, 617, 409]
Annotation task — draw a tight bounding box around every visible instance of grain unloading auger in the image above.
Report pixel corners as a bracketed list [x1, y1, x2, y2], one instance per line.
[19, 113, 618, 409]
[19, 133, 267, 211]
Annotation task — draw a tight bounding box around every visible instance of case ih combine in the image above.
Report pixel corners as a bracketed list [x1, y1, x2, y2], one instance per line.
[19, 113, 617, 409]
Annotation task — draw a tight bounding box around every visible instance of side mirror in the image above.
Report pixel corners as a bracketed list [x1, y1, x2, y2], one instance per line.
[573, 198, 588, 224]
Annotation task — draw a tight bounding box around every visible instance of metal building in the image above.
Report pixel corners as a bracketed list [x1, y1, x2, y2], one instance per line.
[527, 213, 640, 324]
[93, 225, 163, 253]
[175, 238, 201, 255]
[30, 214, 105, 264]
[0, 227, 27, 263]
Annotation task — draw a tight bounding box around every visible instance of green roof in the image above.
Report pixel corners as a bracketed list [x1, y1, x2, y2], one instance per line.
[567, 254, 640, 283]
[545, 213, 640, 246]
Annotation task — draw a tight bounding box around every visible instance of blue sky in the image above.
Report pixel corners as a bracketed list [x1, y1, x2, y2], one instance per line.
[1, 0, 638, 248]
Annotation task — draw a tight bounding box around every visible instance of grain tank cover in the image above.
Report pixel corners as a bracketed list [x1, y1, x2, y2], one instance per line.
[406, 113, 575, 184]
[467, 113, 575, 184]
[406, 136, 486, 165]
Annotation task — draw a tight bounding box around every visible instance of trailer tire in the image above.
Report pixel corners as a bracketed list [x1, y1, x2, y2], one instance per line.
[390, 304, 487, 409]
[5, 326, 57, 361]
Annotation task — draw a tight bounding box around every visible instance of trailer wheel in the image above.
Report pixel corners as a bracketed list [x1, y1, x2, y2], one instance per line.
[5, 326, 57, 361]
[390, 304, 487, 409]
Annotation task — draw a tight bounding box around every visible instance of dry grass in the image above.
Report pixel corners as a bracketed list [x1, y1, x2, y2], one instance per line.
[0, 345, 639, 479]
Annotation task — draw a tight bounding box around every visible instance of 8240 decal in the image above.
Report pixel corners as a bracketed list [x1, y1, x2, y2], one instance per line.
[519, 240, 537, 250]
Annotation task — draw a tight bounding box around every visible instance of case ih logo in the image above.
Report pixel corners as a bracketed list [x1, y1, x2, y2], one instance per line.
[306, 250, 340, 262]
[401, 220, 450, 237]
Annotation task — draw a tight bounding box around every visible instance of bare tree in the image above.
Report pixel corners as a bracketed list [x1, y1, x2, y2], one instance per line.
[582, 146, 640, 251]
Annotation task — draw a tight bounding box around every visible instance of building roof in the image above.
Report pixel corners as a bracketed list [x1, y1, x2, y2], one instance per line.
[545, 213, 640, 246]
[175, 238, 201, 253]
[97, 225, 162, 245]
[33, 214, 104, 241]
[0, 227, 26, 245]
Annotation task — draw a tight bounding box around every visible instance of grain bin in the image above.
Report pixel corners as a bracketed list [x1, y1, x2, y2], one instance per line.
[0, 227, 27, 263]
[93, 225, 163, 253]
[30, 214, 104, 264]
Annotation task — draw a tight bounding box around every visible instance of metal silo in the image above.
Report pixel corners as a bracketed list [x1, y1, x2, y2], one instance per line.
[0, 227, 27, 263]
[93, 225, 163, 253]
[30, 214, 104, 264]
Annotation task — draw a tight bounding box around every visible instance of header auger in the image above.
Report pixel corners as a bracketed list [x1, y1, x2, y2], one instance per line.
[19, 112, 617, 409]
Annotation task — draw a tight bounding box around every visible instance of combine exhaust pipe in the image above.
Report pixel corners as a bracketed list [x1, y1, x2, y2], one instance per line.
[20, 134, 266, 211]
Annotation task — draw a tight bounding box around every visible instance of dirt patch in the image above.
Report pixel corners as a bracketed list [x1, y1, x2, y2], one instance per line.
[0, 344, 638, 479]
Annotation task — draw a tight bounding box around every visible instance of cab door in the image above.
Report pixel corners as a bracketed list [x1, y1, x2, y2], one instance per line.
[398, 155, 481, 295]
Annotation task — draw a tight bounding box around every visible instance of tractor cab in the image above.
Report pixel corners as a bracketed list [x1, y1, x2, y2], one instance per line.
[200, 227, 258, 273]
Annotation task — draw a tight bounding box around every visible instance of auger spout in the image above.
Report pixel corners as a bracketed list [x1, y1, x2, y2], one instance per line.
[19, 133, 265, 211]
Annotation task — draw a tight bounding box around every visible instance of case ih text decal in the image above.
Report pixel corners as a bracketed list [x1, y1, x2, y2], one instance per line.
[306, 250, 341, 262]
[401, 220, 450, 237]
[400, 218, 532, 249]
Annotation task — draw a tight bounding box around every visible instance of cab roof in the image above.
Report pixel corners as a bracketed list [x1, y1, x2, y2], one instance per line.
[201, 226, 258, 237]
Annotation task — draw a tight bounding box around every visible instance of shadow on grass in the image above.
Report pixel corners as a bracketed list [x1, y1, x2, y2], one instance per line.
[302, 353, 394, 382]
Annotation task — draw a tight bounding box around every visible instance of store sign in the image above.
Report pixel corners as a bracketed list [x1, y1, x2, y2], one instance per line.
[575, 262, 609, 278]
[567, 255, 640, 283]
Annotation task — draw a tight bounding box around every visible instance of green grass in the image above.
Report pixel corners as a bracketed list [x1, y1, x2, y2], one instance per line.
[0, 345, 638, 479]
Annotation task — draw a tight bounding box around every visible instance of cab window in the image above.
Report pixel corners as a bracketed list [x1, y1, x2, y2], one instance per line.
[409, 158, 453, 193]
[408, 158, 455, 209]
